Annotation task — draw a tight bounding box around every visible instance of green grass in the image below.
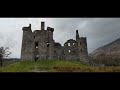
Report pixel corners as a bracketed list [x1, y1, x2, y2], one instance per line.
[0, 60, 120, 72]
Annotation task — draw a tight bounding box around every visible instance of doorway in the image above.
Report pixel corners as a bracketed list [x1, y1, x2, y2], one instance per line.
[35, 55, 39, 62]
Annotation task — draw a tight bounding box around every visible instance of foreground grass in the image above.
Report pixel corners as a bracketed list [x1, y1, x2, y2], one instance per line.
[0, 60, 120, 72]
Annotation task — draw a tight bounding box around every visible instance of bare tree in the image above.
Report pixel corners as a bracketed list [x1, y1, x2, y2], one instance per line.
[0, 47, 11, 67]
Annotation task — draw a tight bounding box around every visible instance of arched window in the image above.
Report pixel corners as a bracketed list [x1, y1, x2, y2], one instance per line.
[81, 49, 82, 53]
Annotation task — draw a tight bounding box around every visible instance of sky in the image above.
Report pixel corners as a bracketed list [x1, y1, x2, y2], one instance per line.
[0, 18, 120, 58]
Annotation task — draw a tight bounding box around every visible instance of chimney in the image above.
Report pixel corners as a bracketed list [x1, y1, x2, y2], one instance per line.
[76, 30, 80, 41]
[41, 22, 45, 30]
[29, 24, 31, 29]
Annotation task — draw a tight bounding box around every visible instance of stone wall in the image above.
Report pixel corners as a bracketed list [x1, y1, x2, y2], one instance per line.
[21, 22, 89, 63]
[63, 39, 79, 60]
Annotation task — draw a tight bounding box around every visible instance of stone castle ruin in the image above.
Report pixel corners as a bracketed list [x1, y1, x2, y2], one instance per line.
[21, 22, 88, 63]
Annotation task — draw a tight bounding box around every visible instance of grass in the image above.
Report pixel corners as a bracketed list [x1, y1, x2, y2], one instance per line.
[0, 60, 120, 72]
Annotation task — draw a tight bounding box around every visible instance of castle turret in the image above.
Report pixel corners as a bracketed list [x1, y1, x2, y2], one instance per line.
[21, 24, 34, 61]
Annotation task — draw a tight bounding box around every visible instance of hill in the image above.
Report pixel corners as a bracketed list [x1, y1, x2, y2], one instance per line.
[90, 38, 120, 57]
[1, 60, 120, 72]
[89, 38, 120, 66]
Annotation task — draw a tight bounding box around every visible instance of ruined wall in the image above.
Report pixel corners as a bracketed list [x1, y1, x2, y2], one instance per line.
[53, 42, 63, 60]
[80, 37, 88, 56]
[36, 30, 48, 60]
[21, 22, 88, 62]
[63, 39, 79, 60]
[32, 23, 55, 60]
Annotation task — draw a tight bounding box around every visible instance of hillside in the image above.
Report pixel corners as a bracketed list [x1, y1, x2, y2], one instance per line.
[0, 60, 88, 72]
[89, 38, 120, 58]
[1, 60, 120, 72]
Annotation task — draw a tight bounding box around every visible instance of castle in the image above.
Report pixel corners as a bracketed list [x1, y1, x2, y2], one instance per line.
[21, 22, 88, 63]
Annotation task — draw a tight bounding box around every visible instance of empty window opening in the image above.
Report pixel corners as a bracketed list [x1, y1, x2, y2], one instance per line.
[68, 43, 70, 46]
[81, 49, 82, 53]
[34, 36, 35, 38]
[54, 50, 56, 53]
[47, 42, 50, 47]
[68, 50, 71, 53]
[35, 42, 38, 48]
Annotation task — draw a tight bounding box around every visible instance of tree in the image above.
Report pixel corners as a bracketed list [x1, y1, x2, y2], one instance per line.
[0, 47, 11, 67]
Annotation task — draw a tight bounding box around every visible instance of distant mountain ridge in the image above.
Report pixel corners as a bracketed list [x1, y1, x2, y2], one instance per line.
[89, 37, 120, 58]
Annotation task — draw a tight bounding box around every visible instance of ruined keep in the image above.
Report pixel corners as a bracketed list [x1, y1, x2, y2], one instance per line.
[21, 22, 88, 63]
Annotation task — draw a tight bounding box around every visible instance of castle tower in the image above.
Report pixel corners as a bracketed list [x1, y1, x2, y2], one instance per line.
[76, 30, 88, 62]
[21, 22, 56, 61]
[21, 24, 34, 61]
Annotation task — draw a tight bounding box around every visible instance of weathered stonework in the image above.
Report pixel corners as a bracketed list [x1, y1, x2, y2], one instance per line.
[21, 22, 88, 63]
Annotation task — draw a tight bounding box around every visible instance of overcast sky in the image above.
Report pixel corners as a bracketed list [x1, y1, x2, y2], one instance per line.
[0, 18, 120, 58]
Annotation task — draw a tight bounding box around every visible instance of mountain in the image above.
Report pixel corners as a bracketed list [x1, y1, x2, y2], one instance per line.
[89, 38, 120, 60]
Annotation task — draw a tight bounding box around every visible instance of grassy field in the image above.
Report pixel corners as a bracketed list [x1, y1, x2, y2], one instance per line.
[0, 60, 120, 72]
